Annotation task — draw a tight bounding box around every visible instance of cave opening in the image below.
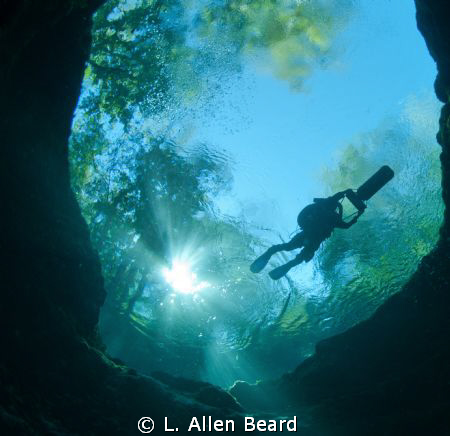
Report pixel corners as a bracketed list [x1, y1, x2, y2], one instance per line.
[68, 0, 444, 390]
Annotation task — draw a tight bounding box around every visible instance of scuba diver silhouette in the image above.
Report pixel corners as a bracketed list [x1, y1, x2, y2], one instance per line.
[250, 165, 395, 280]
[250, 189, 362, 280]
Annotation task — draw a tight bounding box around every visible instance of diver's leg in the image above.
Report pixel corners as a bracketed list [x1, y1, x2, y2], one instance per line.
[283, 232, 306, 251]
[268, 239, 320, 280]
[268, 254, 304, 280]
[266, 232, 305, 255]
[250, 232, 305, 273]
[250, 245, 280, 273]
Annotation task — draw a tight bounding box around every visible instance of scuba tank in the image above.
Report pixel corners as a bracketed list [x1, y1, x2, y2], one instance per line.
[297, 201, 334, 231]
[297, 203, 318, 229]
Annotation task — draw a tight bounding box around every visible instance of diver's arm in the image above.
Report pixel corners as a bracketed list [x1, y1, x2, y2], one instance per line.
[333, 189, 355, 201]
[314, 191, 344, 204]
[335, 210, 362, 229]
[330, 191, 346, 202]
[335, 219, 355, 229]
[314, 189, 352, 204]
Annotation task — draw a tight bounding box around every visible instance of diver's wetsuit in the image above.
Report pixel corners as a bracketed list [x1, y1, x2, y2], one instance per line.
[250, 190, 360, 279]
[298, 191, 356, 258]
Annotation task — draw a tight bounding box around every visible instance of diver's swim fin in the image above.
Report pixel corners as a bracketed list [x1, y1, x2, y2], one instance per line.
[269, 263, 291, 280]
[250, 251, 272, 273]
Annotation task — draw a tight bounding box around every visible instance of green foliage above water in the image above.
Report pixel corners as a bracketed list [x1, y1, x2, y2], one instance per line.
[193, 0, 349, 90]
[70, 115, 291, 383]
[315, 95, 443, 330]
[81, 0, 349, 126]
[70, 0, 352, 385]
[69, 0, 442, 387]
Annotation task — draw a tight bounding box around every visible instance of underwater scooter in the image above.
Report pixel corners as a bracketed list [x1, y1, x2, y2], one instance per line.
[250, 165, 395, 279]
[343, 165, 394, 215]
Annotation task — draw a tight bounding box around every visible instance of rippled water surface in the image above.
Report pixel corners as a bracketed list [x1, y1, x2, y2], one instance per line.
[70, 0, 443, 387]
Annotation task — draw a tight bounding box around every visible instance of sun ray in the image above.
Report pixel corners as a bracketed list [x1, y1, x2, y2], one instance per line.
[162, 259, 210, 294]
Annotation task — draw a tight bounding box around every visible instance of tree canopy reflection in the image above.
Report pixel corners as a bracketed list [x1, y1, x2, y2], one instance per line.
[69, 1, 442, 386]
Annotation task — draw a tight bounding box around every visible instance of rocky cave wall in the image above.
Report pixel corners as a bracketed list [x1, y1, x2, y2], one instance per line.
[0, 1, 253, 435]
[1, 0, 449, 435]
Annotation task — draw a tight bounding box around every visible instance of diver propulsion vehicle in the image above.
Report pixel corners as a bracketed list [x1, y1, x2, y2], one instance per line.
[252, 165, 395, 278]
[345, 165, 394, 212]
[297, 165, 394, 228]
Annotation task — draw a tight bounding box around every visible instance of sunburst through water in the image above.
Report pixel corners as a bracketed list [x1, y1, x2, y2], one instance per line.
[162, 259, 210, 294]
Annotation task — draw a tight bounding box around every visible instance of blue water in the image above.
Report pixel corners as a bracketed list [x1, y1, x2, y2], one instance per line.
[70, 0, 443, 387]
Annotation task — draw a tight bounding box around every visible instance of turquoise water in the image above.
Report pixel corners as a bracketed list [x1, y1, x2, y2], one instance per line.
[70, 0, 443, 387]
